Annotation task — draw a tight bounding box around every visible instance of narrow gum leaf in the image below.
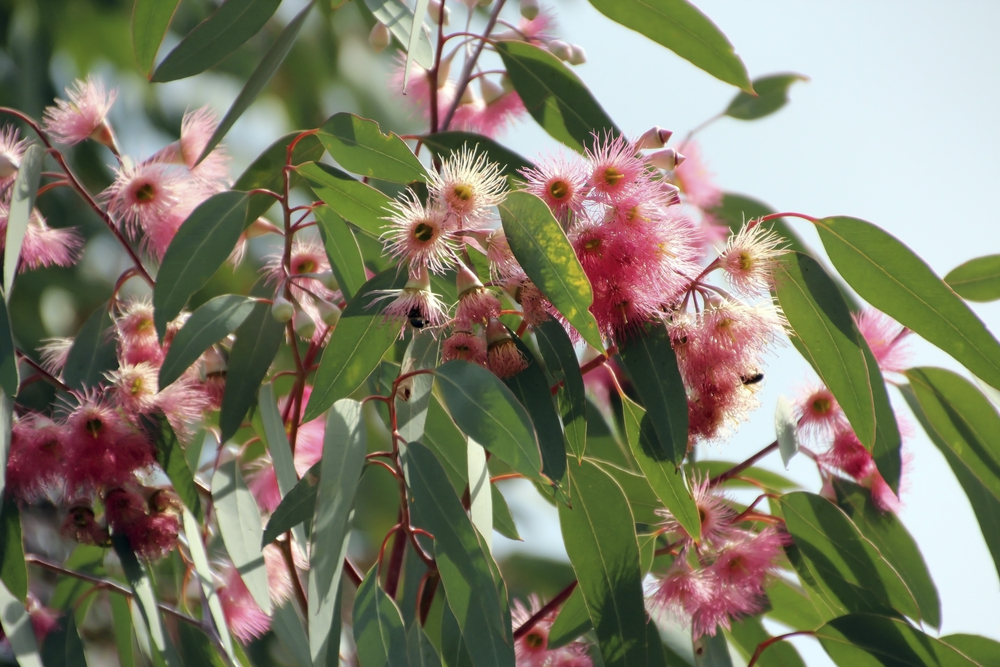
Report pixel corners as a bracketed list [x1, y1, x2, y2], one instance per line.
[131, 0, 181, 77]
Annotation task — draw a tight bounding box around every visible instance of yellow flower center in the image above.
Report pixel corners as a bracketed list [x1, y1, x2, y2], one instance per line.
[603, 167, 624, 186]
[135, 183, 156, 203]
[452, 183, 474, 201]
[524, 632, 545, 649]
[413, 222, 436, 242]
[812, 397, 832, 414]
[549, 179, 570, 200]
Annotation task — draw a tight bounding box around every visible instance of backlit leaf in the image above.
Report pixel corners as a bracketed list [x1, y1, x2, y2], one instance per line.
[219, 300, 285, 442]
[212, 459, 270, 614]
[534, 318, 587, 463]
[309, 400, 367, 666]
[434, 360, 544, 485]
[0, 579, 42, 667]
[303, 268, 407, 421]
[181, 508, 236, 663]
[775, 396, 799, 468]
[159, 294, 255, 388]
[945, 253, 1000, 302]
[320, 113, 426, 184]
[728, 615, 806, 667]
[693, 632, 733, 667]
[353, 565, 410, 667]
[496, 40, 618, 152]
[63, 302, 117, 391]
[588, 0, 751, 92]
[4, 143, 43, 299]
[498, 191, 603, 350]
[153, 191, 250, 338]
[0, 499, 26, 602]
[151, 0, 281, 82]
[816, 614, 983, 666]
[395, 330, 440, 444]
[316, 206, 367, 301]
[547, 586, 590, 649]
[196, 1, 315, 163]
[261, 462, 319, 547]
[234, 132, 325, 223]
[363, 0, 433, 69]
[816, 215, 1000, 390]
[299, 161, 392, 237]
[772, 252, 876, 448]
[131, 0, 180, 77]
[724, 73, 807, 120]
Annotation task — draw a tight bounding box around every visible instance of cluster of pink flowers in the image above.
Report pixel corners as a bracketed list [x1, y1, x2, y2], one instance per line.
[649, 478, 785, 638]
[265, 241, 344, 343]
[511, 596, 593, 667]
[7, 297, 224, 558]
[796, 309, 912, 512]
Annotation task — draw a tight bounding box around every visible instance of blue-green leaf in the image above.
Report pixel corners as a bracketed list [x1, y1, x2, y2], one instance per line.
[319, 113, 426, 183]
[153, 191, 250, 338]
[151, 0, 282, 82]
[588, 0, 752, 92]
[261, 462, 319, 547]
[0, 294, 17, 397]
[816, 614, 983, 666]
[495, 41, 618, 152]
[316, 206, 367, 301]
[299, 161, 392, 238]
[534, 318, 587, 462]
[63, 302, 117, 391]
[132, 0, 180, 77]
[0, 579, 42, 667]
[363, 0, 433, 69]
[395, 330, 440, 444]
[212, 459, 270, 614]
[353, 565, 410, 667]
[4, 143, 43, 300]
[945, 253, 1000, 302]
[0, 498, 26, 602]
[181, 508, 236, 663]
[196, 1, 315, 164]
[498, 191, 603, 350]
[724, 73, 807, 120]
[219, 300, 285, 442]
[159, 294, 255, 388]
[309, 400, 367, 666]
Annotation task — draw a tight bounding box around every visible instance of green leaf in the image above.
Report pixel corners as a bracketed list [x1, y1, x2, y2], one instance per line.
[439, 602, 475, 667]
[420, 132, 534, 182]
[262, 462, 319, 547]
[151, 0, 281, 82]
[772, 252, 876, 448]
[299, 161, 392, 238]
[196, 1, 315, 164]
[775, 396, 799, 468]
[364, 0, 434, 68]
[316, 206, 367, 301]
[303, 269, 407, 422]
[353, 565, 410, 667]
[0, 294, 17, 397]
[0, 498, 26, 602]
[423, 394, 469, 492]
[728, 616, 805, 667]
[591, 459, 662, 526]
[211, 459, 270, 614]
[621, 396, 700, 540]
[4, 143, 43, 299]
[309, 400, 367, 666]
[495, 40, 618, 152]
[256, 383, 298, 501]
[234, 132, 325, 223]
[502, 330, 567, 484]
[491, 484, 520, 541]
[48, 545, 105, 615]
[434, 360, 545, 485]
[395, 330, 440, 444]
[534, 318, 587, 463]
[498, 191, 603, 350]
[547, 586, 590, 649]
[467, 438, 493, 549]
[724, 73, 807, 120]
[404, 442, 514, 667]
[219, 300, 285, 442]
[0, 579, 42, 667]
[153, 190, 250, 338]
[44, 611, 90, 667]
[150, 416, 201, 520]
[765, 577, 833, 631]
[63, 302, 117, 391]
[945, 254, 1000, 302]
[618, 323, 689, 463]
[181, 508, 236, 664]
[111, 534, 182, 666]
[779, 492, 921, 622]
[108, 595, 136, 667]
[816, 216, 1000, 389]
[832, 478, 940, 629]
[131, 0, 180, 77]
[403, 0, 430, 92]
[816, 614, 984, 666]
[175, 623, 229, 667]
[272, 601, 315, 667]
[941, 635, 1000, 664]
[319, 113, 426, 183]
[407, 623, 443, 667]
[693, 632, 733, 667]
[159, 294, 255, 388]
[559, 460, 650, 667]
[902, 367, 1000, 581]
[587, 0, 752, 92]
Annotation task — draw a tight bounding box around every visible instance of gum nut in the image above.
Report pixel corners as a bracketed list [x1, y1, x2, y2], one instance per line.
[294, 310, 317, 339]
[369, 21, 391, 51]
[271, 295, 294, 322]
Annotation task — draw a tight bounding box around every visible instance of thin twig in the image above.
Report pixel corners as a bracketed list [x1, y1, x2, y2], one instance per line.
[439, 0, 509, 131]
[512, 580, 578, 640]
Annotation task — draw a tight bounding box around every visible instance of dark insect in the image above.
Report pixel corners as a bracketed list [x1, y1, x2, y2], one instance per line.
[741, 372, 764, 385]
[408, 307, 426, 329]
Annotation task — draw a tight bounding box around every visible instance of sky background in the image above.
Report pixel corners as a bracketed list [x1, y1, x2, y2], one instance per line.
[52, 0, 1000, 663]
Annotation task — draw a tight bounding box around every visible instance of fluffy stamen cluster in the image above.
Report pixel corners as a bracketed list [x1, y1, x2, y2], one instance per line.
[649, 479, 785, 638]
[511, 596, 593, 667]
[264, 240, 344, 342]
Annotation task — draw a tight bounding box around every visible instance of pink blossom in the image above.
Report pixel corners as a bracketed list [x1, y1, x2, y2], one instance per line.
[796, 386, 847, 440]
[42, 75, 118, 149]
[0, 125, 28, 190]
[719, 222, 787, 296]
[673, 141, 721, 210]
[584, 133, 646, 204]
[454, 90, 527, 138]
[6, 415, 65, 504]
[246, 459, 282, 513]
[520, 153, 588, 222]
[264, 543, 295, 606]
[455, 265, 501, 325]
[486, 319, 527, 378]
[109, 362, 160, 415]
[511, 596, 592, 667]
[381, 190, 459, 274]
[426, 146, 507, 229]
[218, 564, 271, 642]
[264, 241, 340, 343]
[443, 330, 488, 366]
[104, 487, 179, 559]
[854, 309, 911, 373]
[61, 505, 110, 546]
[657, 475, 737, 548]
[115, 298, 165, 366]
[38, 337, 74, 376]
[373, 267, 449, 332]
[0, 204, 83, 272]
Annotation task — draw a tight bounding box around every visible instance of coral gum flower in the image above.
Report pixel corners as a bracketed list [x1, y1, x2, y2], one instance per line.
[0, 205, 83, 272]
[486, 318, 528, 378]
[853, 309, 911, 373]
[584, 133, 646, 203]
[381, 191, 459, 273]
[511, 595, 593, 667]
[719, 222, 787, 296]
[42, 75, 119, 149]
[7, 415, 65, 504]
[0, 126, 28, 189]
[219, 564, 272, 642]
[442, 330, 488, 366]
[520, 153, 588, 220]
[673, 140, 721, 210]
[796, 386, 847, 439]
[427, 147, 507, 229]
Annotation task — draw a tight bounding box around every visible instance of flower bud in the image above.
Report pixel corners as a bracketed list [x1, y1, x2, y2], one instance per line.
[480, 76, 505, 105]
[659, 181, 681, 206]
[0, 153, 19, 180]
[428, 0, 450, 25]
[294, 310, 317, 339]
[316, 269, 339, 291]
[636, 126, 673, 150]
[648, 148, 685, 171]
[520, 0, 540, 20]
[316, 299, 343, 327]
[456, 264, 485, 295]
[437, 52, 454, 87]
[568, 44, 587, 65]
[201, 346, 227, 377]
[500, 73, 515, 94]
[271, 294, 294, 322]
[245, 217, 281, 238]
[460, 83, 477, 105]
[547, 39, 573, 61]
[369, 21, 391, 52]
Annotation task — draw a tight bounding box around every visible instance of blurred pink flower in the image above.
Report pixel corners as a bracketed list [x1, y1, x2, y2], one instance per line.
[42, 75, 118, 149]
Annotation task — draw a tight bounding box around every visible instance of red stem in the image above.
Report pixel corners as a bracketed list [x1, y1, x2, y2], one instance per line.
[512, 580, 578, 640]
[747, 631, 815, 667]
[709, 441, 778, 487]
